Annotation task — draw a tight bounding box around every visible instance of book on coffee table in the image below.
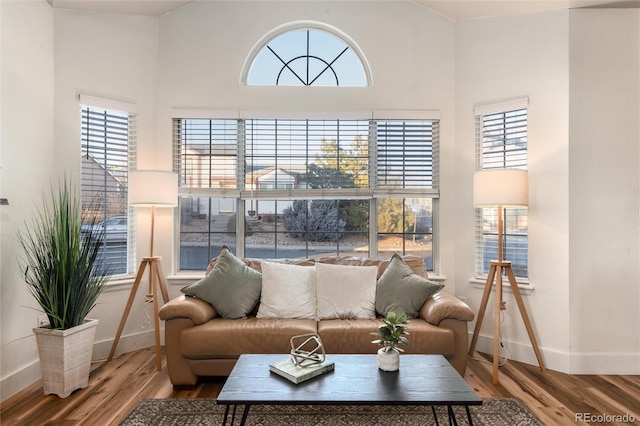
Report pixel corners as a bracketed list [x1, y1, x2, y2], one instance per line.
[269, 358, 335, 384]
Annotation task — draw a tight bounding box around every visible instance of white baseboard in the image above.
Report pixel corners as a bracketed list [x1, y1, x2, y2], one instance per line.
[471, 333, 640, 375]
[0, 329, 163, 404]
[0, 360, 41, 404]
[93, 328, 163, 361]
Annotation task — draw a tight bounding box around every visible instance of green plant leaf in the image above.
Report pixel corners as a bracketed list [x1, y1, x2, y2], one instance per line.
[17, 176, 109, 330]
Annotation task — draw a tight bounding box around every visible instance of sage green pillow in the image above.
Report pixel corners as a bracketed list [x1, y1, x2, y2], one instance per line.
[181, 246, 262, 319]
[375, 253, 444, 318]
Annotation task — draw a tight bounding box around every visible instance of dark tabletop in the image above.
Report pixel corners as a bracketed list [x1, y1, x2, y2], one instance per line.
[217, 354, 481, 406]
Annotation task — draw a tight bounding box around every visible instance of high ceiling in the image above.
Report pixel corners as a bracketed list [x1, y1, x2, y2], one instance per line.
[47, 0, 639, 19]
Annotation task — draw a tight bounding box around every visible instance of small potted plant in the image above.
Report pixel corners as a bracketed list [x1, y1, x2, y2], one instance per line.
[371, 311, 409, 371]
[17, 177, 110, 397]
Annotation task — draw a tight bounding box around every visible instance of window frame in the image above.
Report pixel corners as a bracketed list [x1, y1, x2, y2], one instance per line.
[172, 110, 440, 273]
[80, 94, 137, 278]
[474, 99, 529, 281]
[241, 20, 373, 87]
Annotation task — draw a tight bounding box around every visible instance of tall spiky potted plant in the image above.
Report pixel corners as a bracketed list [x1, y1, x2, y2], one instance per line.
[18, 178, 110, 397]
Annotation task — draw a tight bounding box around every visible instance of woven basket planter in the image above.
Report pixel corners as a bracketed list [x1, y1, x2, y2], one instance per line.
[33, 319, 98, 398]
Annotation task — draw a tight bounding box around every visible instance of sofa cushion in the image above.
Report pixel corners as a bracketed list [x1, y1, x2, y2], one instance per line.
[180, 246, 262, 319]
[315, 262, 378, 320]
[317, 254, 427, 279]
[180, 318, 317, 358]
[375, 253, 444, 318]
[207, 256, 315, 274]
[257, 261, 316, 319]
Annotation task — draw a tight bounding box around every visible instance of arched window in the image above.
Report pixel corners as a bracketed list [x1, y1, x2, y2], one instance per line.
[243, 21, 371, 87]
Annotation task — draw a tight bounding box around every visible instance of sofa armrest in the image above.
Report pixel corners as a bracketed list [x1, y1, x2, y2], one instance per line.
[420, 292, 474, 326]
[159, 295, 218, 325]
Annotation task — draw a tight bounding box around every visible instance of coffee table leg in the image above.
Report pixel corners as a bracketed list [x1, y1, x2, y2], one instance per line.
[447, 405, 458, 426]
[431, 406, 440, 426]
[465, 405, 474, 426]
[222, 405, 231, 426]
[239, 405, 251, 426]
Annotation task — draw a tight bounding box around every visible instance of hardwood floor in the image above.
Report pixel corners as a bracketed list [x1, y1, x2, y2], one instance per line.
[1, 348, 638, 425]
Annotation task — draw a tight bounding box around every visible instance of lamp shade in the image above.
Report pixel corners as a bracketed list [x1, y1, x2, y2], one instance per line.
[129, 170, 178, 207]
[473, 169, 528, 208]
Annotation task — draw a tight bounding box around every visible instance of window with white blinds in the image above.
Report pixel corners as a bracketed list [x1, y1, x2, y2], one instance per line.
[80, 99, 137, 276]
[173, 114, 439, 271]
[474, 101, 528, 279]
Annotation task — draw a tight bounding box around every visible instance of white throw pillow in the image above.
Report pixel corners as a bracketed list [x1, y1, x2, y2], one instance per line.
[256, 261, 316, 319]
[315, 263, 378, 320]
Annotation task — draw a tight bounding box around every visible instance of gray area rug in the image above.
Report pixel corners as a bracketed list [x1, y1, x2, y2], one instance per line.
[120, 398, 545, 425]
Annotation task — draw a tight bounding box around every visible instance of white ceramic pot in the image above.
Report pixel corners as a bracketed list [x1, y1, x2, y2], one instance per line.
[377, 348, 400, 372]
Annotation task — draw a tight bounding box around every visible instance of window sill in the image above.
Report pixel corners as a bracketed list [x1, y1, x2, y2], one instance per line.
[104, 275, 137, 292]
[469, 277, 535, 296]
[167, 274, 204, 286]
[427, 273, 446, 283]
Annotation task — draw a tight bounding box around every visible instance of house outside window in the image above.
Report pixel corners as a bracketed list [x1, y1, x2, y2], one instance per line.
[173, 114, 439, 272]
[474, 99, 528, 279]
[80, 95, 137, 276]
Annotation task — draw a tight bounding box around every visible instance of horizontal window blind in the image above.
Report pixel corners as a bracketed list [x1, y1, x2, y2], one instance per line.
[475, 109, 527, 170]
[81, 103, 136, 276]
[474, 105, 528, 279]
[244, 119, 370, 191]
[376, 120, 438, 189]
[173, 119, 239, 190]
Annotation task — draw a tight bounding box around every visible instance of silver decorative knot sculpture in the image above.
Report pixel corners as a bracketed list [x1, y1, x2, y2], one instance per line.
[290, 333, 326, 367]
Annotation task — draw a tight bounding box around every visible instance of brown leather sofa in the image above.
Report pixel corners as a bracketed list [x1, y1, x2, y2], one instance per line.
[159, 255, 475, 389]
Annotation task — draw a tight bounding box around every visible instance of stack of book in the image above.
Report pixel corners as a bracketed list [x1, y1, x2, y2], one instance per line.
[269, 358, 335, 384]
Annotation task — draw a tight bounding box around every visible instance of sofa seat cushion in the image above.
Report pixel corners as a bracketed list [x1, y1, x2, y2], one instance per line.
[318, 318, 454, 355]
[180, 318, 317, 359]
[317, 319, 380, 353]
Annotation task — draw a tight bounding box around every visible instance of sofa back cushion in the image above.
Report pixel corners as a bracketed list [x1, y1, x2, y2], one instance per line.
[316, 254, 427, 279]
[256, 261, 316, 319]
[206, 256, 315, 274]
[181, 246, 262, 319]
[315, 263, 378, 320]
[375, 253, 444, 318]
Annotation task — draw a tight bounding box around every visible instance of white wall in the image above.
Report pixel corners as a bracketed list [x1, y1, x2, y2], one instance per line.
[156, 1, 458, 282]
[52, 7, 162, 363]
[455, 9, 640, 374]
[0, 0, 55, 402]
[0, 4, 161, 402]
[455, 11, 572, 371]
[568, 9, 640, 373]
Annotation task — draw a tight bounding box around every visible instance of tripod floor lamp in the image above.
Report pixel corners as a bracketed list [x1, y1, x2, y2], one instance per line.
[468, 169, 546, 384]
[108, 170, 178, 371]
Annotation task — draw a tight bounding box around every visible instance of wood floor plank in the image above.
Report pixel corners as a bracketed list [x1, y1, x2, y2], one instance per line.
[2, 348, 638, 425]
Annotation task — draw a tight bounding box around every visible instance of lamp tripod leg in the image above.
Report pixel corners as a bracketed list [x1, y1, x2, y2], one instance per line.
[108, 259, 148, 361]
[493, 265, 503, 385]
[468, 264, 497, 356]
[150, 260, 162, 371]
[505, 265, 546, 372]
[154, 259, 170, 304]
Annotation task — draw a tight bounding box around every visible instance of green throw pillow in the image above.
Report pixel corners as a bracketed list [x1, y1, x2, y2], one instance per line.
[181, 246, 262, 319]
[375, 253, 444, 318]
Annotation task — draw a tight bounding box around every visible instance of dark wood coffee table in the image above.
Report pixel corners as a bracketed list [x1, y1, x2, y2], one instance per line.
[217, 354, 482, 426]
